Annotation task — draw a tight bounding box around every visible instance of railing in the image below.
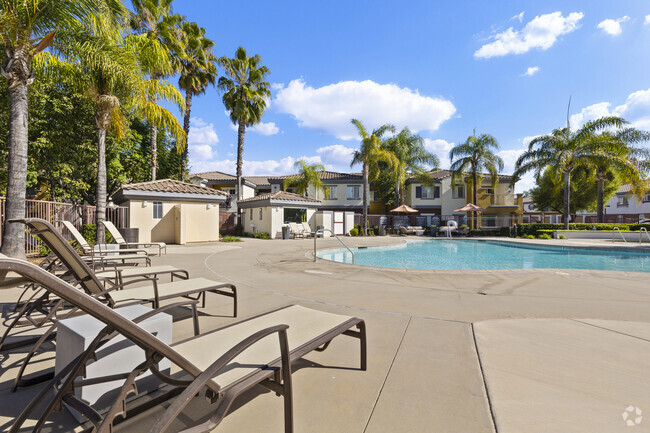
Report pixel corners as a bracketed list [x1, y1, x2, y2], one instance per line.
[640, 227, 650, 244]
[612, 227, 627, 243]
[313, 228, 355, 264]
[0, 197, 128, 256]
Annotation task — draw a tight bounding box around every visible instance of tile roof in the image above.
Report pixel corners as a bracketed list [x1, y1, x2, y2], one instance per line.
[192, 171, 236, 181]
[617, 182, 650, 194]
[120, 179, 227, 196]
[238, 191, 321, 204]
[244, 176, 272, 186]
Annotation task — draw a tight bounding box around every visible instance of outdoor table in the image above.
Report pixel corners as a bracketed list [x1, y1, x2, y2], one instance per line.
[55, 304, 172, 422]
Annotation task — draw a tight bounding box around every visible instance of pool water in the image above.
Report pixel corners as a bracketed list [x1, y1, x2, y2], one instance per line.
[317, 240, 650, 272]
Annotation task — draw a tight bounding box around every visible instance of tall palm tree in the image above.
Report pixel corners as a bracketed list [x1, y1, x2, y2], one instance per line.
[0, 0, 122, 258]
[350, 119, 397, 235]
[584, 129, 649, 222]
[283, 160, 327, 197]
[512, 116, 626, 229]
[129, 0, 185, 180]
[218, 47, 271, 228]
[177, 21, 217, 181]
[449, 131, 504, 229]
[383, 127, 439, 206]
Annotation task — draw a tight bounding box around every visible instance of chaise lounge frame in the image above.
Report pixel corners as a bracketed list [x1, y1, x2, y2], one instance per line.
[2, 258, 367, 433]
[102, 220, 167, 256]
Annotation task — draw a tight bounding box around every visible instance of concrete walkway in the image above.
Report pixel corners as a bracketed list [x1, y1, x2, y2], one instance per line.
[1, 235, 649, 432]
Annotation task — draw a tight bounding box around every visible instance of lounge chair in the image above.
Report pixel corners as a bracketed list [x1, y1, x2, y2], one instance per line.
[2, 257, 367, 433]
[103, 220, 167, 256]
[60, 220, 152, 267]
[300, 222, 314, 237]
[3, 218, 237, 389]
[288, 222, 304, 238]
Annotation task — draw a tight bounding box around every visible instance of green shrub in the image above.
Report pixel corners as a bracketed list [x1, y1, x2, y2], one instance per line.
[221, 236, 241, 242]
[354, 224, 361, 233]
[255, 232, 270, 239]
[349, 228, 359, 236]
[38, 243, 51, 256]
[81, 224, 114, 244]
[499, 227, 512, 237]
[559, 235, 566, 239]
[538, 233, 551, 239]
[367, 229, 375, 236]
[525, 234, 535, 239]
[516, 223, 646, 237]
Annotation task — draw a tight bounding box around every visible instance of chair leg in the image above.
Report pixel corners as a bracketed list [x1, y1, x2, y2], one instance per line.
[358, 321, 367, 371]
[13, 323, 58, 391]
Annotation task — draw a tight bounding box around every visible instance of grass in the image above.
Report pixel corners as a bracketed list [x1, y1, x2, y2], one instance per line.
[221, 236, 242, 242]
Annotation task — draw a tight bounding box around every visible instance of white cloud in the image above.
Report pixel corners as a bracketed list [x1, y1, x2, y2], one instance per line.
[568, 90, 650, 130]
[512, 12, 525, 23]
[522, 135, 540, 147]
[188, 117, 219, 163]
[597, 16, 630, 36]
[424, 138, 454, 169]
[250, 122, 280, 135]
[474, 11, 583, 59]
[316, 144, 356, 167]
[522, 66, 540, 76]
[274, 79, 456, 140]
[206, 156, 325, 177]
[645, 15, 650, 25]
[569, 102, 612, 129]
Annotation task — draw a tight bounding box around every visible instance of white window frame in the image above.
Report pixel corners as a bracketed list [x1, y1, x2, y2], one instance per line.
[152, 201, 163, 219]
[347, 185, 360, 200]
[324, 185, 337, 200]
[421, 186, 439, 199]
[452, 185, 465, 199]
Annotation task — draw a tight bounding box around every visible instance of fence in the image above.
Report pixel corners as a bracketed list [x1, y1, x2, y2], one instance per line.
[355, 213, 518, 229]
[0, 197, 128, 256]
[219, 211, 237, 235]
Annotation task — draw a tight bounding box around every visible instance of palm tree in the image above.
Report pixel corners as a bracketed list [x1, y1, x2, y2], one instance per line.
[0, 0, 122, 258]
[283, 160, 327, 197]
[512, 116, 626, 229]
[129, 0, 185, 181]
[383, 127, 439, 206]
[350, 119, 397, 235]
[177, 21, 217, 181]
[218, 47, 272, 227]
[449, 131, 504, 229]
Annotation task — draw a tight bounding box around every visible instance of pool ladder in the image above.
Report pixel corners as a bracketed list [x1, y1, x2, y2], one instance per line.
[313, 228, 355, 264]
[612, 227, 627, 243]
[640, 227, 650, 244]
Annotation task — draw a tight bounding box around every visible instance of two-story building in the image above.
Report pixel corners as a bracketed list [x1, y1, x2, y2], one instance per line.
[579, 183, 650, 223]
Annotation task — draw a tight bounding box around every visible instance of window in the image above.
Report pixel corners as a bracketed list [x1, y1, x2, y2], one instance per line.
[452, 185, 465, 199]
[347, 185, 360, 199]
[259, 208, 263, 220]
[250, 208, 253, 220]
[369, 190, 376, 202]
[228, 189, 236, 195]
[324, 185, 337, 200]
[617, 195, 629, 207]
[284, 208, 306, 223]
[643, 193, 650, 203]
[153, 201, 163, 219]
[482, 188, 494, 195]
[417, 185, 440, 199]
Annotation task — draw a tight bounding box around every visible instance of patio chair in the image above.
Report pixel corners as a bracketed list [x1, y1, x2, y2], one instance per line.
[60, 220, 152, 267]
[103, 220, 167, 256]
[3, 218, 237, 389]
[300, 222, 315, 238]
[2, 257, 367, 433]
[288, 222, 304, 238]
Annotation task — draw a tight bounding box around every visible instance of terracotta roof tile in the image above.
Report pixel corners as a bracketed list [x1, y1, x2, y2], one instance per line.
[120, 179, 227, 196]
[238, 191, 321, 204]
[191, 171, 236, 181]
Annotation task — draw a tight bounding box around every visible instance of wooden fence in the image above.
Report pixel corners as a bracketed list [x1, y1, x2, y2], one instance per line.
[0, 197, 128, 256]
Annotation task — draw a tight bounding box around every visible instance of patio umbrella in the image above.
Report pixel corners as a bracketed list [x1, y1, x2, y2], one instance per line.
[389, 204, 419, 213]
[454, 203, 486, 229]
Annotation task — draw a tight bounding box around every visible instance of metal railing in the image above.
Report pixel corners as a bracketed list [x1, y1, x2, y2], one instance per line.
[313, 228, 355, 264]
[612, 227, 627, 243]
[640, 227, 650, 244]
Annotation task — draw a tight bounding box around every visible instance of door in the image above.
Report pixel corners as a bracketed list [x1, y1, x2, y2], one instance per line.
[334, 212, 344, 235]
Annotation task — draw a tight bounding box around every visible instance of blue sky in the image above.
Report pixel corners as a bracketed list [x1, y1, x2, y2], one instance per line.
[170, 1, 650, 192]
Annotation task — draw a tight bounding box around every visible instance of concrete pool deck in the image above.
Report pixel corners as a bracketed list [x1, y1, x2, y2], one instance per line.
[1, 235, 649, 432]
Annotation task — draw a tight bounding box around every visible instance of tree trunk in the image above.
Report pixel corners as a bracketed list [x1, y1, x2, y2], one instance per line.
[472, 170, 478, 230]
[180, 91, 192, 182]
[236, 119, 246, 231]
[96, 125, 107, 245]
[150, 123, 158, 181]
[363, 164, 369, 235]
[1, 78, 30, 258]
[563, 170, 571, 230]
[596, 171, 605, 223]
[394, 177, 400, 207]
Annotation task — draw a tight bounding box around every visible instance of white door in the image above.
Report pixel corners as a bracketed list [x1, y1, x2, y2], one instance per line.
[334, 212, 344, 235]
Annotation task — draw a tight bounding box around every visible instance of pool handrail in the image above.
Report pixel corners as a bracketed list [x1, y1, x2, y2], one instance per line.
[313, 228, 355, 264]
[612, 227, 627, 243]
[640, 227, 650, 244]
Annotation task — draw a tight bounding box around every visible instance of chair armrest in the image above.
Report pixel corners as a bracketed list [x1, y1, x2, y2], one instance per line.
[149, 324, 291, 433]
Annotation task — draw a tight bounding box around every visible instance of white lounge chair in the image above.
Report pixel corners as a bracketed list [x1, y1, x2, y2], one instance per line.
[103, 220, 167, 256]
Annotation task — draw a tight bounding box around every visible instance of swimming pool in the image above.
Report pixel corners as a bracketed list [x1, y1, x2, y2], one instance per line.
[317, 240, 650, 272]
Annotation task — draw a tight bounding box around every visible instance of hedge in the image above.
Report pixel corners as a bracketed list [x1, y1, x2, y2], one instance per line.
[80, 224, 115, 245]
[516, 223, 650, 237]
[468, 227, 511, 237]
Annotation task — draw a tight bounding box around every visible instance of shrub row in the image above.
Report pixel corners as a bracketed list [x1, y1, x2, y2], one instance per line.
[468, 227, 511, 237]
[516, 223, 650, 237]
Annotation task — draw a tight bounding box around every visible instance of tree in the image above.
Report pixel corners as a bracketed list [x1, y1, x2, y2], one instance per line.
[283, 160, 327, 197]
[129, 0, 185, 181]
[0, 0, 122, 257]
[449, 131, 504, 229]
[383, 127, 439, 206]
[177, 21, 217, 181]
[512, 115, 627, 229]
[531, 166, 619, 215]
[218, 47, 271, 228]
[350, 119, 397, 235]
